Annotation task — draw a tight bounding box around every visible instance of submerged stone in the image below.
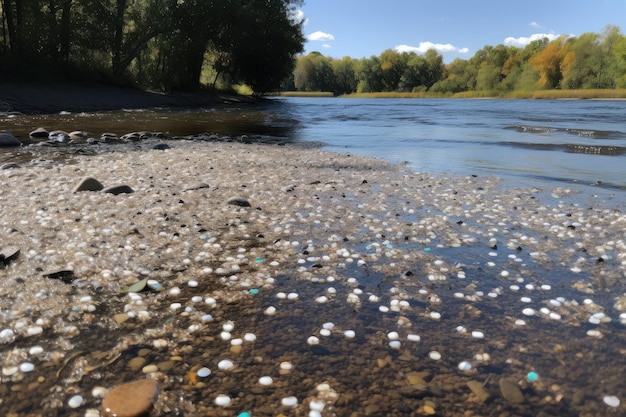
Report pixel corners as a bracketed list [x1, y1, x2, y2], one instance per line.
[102, 379, 160, 417]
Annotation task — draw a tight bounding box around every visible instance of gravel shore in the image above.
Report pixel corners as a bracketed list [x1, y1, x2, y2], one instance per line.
[1, 141, 625, 416]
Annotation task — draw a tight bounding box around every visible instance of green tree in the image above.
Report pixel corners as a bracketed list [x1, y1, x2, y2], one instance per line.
[332, 56, 358, 95]
[357, 55, 384, 92]
[379, 49, 406, 91]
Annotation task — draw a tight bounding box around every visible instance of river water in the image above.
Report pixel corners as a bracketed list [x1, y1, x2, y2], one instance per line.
[3, 97, 625, 201]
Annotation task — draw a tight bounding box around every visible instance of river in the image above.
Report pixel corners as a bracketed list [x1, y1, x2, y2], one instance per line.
[3, 97, 625, 203]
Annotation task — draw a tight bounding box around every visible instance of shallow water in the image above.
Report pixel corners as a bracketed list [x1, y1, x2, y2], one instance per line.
[2, 97, 626, 199]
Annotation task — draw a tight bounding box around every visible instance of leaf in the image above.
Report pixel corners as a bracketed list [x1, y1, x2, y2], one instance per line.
[120, 277, 149, 293]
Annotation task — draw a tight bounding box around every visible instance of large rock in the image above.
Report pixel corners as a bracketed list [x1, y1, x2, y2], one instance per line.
[0, 132, 21, 147]
[102, 379, 160, 417]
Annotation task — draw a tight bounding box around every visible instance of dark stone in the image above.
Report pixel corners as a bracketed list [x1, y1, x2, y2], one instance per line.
[0, 132, 21, 148]
[43, 269, 75, 284]
[226, 197, 251, 207]
[103, 185, 135, 195]
[152, 143, 171, 150]
[310, 345, 332, 355]
[0, 163, 20, 170]
[73, 177, 104, 192]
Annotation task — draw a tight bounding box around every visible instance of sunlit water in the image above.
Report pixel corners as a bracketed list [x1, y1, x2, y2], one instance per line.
[3, 97, 625, 201]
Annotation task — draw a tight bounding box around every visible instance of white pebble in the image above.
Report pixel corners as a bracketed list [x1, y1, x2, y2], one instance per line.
[344, 330, 356, 338]
[522, 308, 535, 316]
[281, 396, 298, 407]
[230, 338, 243, 346]
[287, 292, 299, 300]
[279, 361, 293, 371]
[520, 297, 532, 303]
[187, 280, 198, 287]
[458, 361, 472, 371]
[259, 376, 273, 386]
[387, 331, 399, 340]
[587, 329, 602, 338]
[429, 351, 441, 360]
[407, 334, 421, 342]
[214, 394, 231, 407]
[379, 306, 389, 312]
[603, 395, 620, 407]
[430, 311, 441, 320]
[222, 321, 235, 332]
[471, 331, 485, 339]
[244, 333, 257, 342]
[91, 386, 107, 398]
[218, 359, 234, 370]
[389, 340, 401, 349]
[265, 306, 277, 315]
[515, 319, 526, 326]
[315, 296, 329, 304]
[220, 331, 231, 341]
[68, 395, 83, 408]
[310, 399, 325, 411]
[307, 336, 320, 345]
[320, 328, 331, 337]
[197, 367, 211, 377]
[169, 287, 181, 296]
[29, 345, 44, 355]
[0, 328, 15, 339]
[20, 362, 35, 373]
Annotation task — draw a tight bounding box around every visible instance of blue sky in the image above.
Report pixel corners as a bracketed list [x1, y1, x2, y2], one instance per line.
[296, 0, 626, 62]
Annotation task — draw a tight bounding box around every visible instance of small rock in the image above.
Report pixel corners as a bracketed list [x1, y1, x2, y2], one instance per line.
[226, 197, 251, 207]
[73, 177, 104, 192]
[29, 127, 49, 138]
[183, 182, 210, 191]
[0, 246, 20, 264]
[152, 143, 170, 150]
[467, 380, 491, 402]
[43, 269, 75, 284]
[499, 378, 524, 404]
[103, 185, 134, 195]
[0, 163, 20, 169]
[49, 130, 70, 143]
[0, 132, 21, 147]
[101, 379, 160, 417]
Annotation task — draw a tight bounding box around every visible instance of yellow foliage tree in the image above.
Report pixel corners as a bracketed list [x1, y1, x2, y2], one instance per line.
[529, 36, 571, 88]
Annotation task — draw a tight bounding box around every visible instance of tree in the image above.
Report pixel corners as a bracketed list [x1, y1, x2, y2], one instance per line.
[332, 56, 358, 95]
[357, 56, 384, 92]
[529, 36, 570, 88]
[379, 49, 406, 91]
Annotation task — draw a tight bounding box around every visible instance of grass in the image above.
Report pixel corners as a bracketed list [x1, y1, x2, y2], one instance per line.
[331, 89, 626, 100]
[273, 91, 335, 97]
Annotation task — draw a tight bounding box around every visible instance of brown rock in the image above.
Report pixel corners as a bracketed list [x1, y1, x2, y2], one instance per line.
[467, 380, 491, 402]
[102, 379, 160, 417]
[499, 378, 524, 404]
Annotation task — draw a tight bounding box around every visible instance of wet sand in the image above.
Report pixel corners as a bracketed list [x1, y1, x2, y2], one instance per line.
[0, 141, 625, 416]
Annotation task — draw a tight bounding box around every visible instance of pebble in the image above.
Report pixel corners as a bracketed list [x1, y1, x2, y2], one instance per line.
[103, 184, 134, 195]
[20, 362, 35, 373]
[214, 394, 232, 406]
[197, 367, 211, 377]
[467, 380, 491, 402]
[101, 379, 160, 417]
[429, 351, 441, 360]
[499, 378, 524, 404]
[258, 376, 273, 386]
[603, 395, 620, 407]
[281, 396, 298, 407]
[68, 395, 84, 408]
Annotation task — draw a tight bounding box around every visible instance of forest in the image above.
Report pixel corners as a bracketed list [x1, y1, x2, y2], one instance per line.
[2, 1, 625, 97]
[288, 25, 626, 96]
[0, 0, 305, 92]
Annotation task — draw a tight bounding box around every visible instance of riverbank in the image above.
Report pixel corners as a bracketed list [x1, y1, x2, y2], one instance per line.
[1, 140, 625, 416]
[0, 80, 256, 115]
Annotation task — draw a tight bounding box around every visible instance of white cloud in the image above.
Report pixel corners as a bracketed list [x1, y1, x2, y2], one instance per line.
[394, 42, 470, 55]
[308, 31, 335, 42]
[529, 21, 543, 29]
[503, 33, 560, 47]
[322, 44, 331, 49]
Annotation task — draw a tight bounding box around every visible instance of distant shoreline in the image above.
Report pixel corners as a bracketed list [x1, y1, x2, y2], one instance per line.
[0, 80, 258, 115]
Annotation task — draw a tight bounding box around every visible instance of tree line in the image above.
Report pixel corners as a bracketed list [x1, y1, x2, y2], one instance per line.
[0, 0, 304, 92]
[287, 25, 626, 95]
